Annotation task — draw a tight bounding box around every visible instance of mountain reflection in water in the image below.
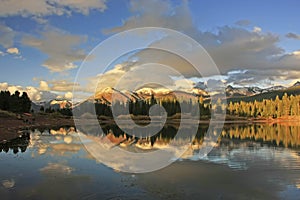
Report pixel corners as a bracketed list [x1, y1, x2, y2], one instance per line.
[0, 123, 300, 199]
[1, 123, 300, 156]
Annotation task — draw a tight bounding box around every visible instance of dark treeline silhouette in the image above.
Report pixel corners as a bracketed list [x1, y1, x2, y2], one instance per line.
[0, 90, 31, 113]
[38, 105, 73, 117]
[0, 133, 30, 154]
[99, 121, 209, 145]
[75, 94, 212, 119]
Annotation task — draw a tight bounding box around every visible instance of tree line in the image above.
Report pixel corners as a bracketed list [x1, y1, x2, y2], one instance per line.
[76, 94, 211, 119]
[227, 93, 300, 118]
[0, 90, 31, 113]
[221, 124, 300, 148]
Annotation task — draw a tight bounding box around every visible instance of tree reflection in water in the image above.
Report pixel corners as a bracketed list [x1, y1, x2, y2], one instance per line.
[0, 133, 30, 154]
[1, 123, 299, 155]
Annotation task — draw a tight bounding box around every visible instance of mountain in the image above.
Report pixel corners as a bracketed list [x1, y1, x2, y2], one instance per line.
[293, 81, 300, 87]
[225, 85, 288, 98]
[228, 83, 300, 103]
[31, 99, 72, 112]
[93, 86, 209, 104]
[39, 81, 300, 111]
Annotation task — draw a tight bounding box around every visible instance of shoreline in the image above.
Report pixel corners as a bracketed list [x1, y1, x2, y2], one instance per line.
[1, 111, 300, 142]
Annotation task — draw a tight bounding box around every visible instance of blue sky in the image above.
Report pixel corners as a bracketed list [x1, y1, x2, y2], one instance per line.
[0, 0, 299, 101]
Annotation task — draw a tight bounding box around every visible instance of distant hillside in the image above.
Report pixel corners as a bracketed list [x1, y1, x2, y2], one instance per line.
[31, 99, 72, 112]
[93, 87, 208, 104]
[227, 86, 300, 103]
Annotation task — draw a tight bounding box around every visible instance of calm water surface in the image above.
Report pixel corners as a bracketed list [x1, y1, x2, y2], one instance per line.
[1, 124, 300, 199]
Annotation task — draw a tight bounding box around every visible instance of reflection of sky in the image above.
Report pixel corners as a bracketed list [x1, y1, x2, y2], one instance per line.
[1, 127, 300, 198]
[182, 143, 300, 171]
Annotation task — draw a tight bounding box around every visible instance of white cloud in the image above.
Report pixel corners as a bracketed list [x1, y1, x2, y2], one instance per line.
[0, 82, 8, 90]
[292, 50, 300, 56]
[37, 79, 81, 93]
[22, 29, 87, 72]
[253, 26, 262, 33]
[50, 80, 80, 92]
[174, 78, 194, 90]
[0, 0, 107, 17]
[64, 92, 73, 99]
[39, 81, 50, 91]
[1, 179, 15, 189]
[40, 162, 74, 175]
[0, 82, 58, 101]
[6, 47, 19, 54]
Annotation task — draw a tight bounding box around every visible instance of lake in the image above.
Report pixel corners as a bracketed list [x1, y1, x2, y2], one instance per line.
[1, 123, 300, 199]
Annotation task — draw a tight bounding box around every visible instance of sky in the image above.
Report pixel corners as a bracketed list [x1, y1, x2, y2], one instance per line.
[0, 0, 300, 101]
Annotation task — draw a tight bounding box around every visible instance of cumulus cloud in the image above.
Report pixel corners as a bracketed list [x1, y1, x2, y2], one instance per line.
[253, 26, 262, 33]
[0, 82, 57, 101]
[0, 82, 8, 90]
[64, 92, 73, 99]
[39, 80, 50, 91]
[0, 0, 107, 17]
[0, 24, 15, 48]
[37, 79, 81, 93]
[103, 0, 299, 88]
[286, 32, 300, 40]
[6, 47, 19, 54]
[22, 29, 87, 72]
[50, 80, 80, 92]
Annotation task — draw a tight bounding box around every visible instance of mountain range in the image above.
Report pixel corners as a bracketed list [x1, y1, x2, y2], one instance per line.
[31, 81, 300, 111]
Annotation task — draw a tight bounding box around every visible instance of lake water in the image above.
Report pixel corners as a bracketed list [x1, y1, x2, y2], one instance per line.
[1, 123, 300, 199]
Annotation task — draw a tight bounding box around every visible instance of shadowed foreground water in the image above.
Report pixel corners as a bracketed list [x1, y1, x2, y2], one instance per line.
[0, 124, 300, 199]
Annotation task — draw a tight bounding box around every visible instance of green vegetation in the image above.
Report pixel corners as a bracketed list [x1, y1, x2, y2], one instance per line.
[227, 93, 300, 119]
[77, 94, 212, 119]
[222, 124, 300, 148]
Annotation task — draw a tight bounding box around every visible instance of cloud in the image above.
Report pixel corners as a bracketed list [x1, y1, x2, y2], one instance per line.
[54, 0, 107, 15]
[64, 92, 73, 99]
[0, 0, 107, 17]
[235, 19, 251, 26]
[0, 82, 57, 101]
[40, 162, 74, 175]
[104, 0, 300, 83]
[106, 0, 288, 77]
[39, 80, 50, 91]
[50, 80, 80, 92]
[253, 26, 262, 33]
[37, 79, 81, 93]
[6, 47, 19, 54]
[226, 69, 300, 87]
[286, 32, 300, 40]
[0, 24, 15, 48]
[22, 29, 87, 72]
[1, 179, 15, 189]
[0, 82, 8, 90]
[104, 0, 193, 34]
